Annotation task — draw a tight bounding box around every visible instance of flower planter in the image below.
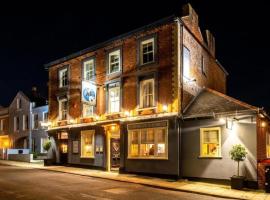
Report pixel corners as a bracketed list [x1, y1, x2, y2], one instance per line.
[231, 176, 245, 190]
[44, 158, 54, 166]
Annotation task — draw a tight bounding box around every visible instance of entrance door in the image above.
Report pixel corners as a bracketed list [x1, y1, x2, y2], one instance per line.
[59, 140, 68, 164]
[110, 138, 120, 170]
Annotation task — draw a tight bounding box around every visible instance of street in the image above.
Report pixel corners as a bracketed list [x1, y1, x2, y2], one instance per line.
[0, 165, 230, 200]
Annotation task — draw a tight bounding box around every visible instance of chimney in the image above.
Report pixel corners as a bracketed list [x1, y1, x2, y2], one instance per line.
[182, 3, 199, 27]
[205, 30, 216, 57]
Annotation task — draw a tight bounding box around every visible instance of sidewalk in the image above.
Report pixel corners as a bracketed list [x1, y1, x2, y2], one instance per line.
[0, 160, 269, 200]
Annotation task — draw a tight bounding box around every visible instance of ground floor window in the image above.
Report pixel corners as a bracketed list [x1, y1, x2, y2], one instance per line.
[267, 131, 270, 158]
[200, 127, 221, 157]
[81, 130, 95, 158]
[40, 138, 48, 153]
[128, 126, 168, 159]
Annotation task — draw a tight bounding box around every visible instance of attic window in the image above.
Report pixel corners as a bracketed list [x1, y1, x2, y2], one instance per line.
[17, 98, 22, 109]
[183, 46, 190, 79]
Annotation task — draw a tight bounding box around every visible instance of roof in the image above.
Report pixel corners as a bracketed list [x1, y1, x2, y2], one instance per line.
[44, 15, 176, 68]
[183, 88, 259, 119]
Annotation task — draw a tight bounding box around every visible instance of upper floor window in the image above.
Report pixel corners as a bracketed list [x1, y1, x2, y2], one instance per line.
[59, 99, 68, 120]
[140, 79, 154, 108]
[83, 59, 95, 80]
[0, 119, 4, 131]
[108, 50, 121, 74]
[201, 56, 206, 76]
[267, 131, 270, 158]
[33, 114, 39, 129]
[23, 115, 29, 130]
[83, 104, 94, 117]
[17, 98, 22, 109]
[200, 127, 221, 158]
[140, 38, 155, 65]
[14, 116, 19, 131]
[43, 112, 48, 122]
[183, 46, 190, 79]
[108, 82, 120, 113]
[59, 68, 68, 88]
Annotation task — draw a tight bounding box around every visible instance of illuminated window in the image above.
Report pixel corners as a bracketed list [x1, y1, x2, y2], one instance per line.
[81, 130, 95, 158]
[59, 68, 68, 88]
[0, 119, 4, 131]
[140, 79, 154, 108]
[108, 50, 121, 74]
[140, 38, 155, 65]
[128, 127, 167, 159]
[83, 59, 95, 80]
[200, 127, 221, 157]
[58, 132, 68, 139]
[83, 104, 94, 117]
[59, 99, 68, 120]
[267, 131, 270, 158]
[183, 46, 190, 79]
[61, 144, 68, 153]
[108, 83, 120, 113]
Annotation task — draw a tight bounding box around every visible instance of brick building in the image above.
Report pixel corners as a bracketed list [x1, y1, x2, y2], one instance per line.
[45, 4, 269, 188]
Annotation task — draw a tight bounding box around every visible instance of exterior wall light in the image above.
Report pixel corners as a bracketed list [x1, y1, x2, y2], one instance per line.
[162, 104, 168, 112]
[110, 125, 116, 131]
[124, 111, 130, 117]
[261, 121, 266, 127]
[226, 118, 233, 130]
[219, 118, 226, 124]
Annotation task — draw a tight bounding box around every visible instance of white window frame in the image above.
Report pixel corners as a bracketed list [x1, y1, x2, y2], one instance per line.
[108, 50, 121, 74]
[0, 119, 3, 131]
[140, 38, 155, 65]
[43, 112, 48, 122]
[59, 68, 68, 88]
[83, 59, 95, 80]
[201, 55, 206, 75]
[59, 99, 68, 121]
[108, 84, 120, 113]
[82, 104, 94, 117]
[200, 127, 221, 158]
[40, 138, 48, 153]
[183, 46, 190, 79]
[32, 114, 39, 130]
[80, 130, 95, 158]
[140, 78, 155, 108]
[128, 126, 168, 159]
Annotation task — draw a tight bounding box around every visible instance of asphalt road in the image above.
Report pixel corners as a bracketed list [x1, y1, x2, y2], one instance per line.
[0, 165, 230, 200]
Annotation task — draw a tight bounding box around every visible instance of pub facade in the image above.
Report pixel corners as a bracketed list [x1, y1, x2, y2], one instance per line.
[46, 4, 227, 177]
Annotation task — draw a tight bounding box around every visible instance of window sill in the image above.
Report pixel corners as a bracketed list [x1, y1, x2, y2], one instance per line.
[80, 156, 95, 159]
[198, 156, 223, 159]
[136, 107, 157, 111]
[127, 156, 168, 160]
[138, 61, 156, 67]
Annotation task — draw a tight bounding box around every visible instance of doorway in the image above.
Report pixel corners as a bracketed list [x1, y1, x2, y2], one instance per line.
[110, 138, 120, 170]
[59, 140, 68, 164]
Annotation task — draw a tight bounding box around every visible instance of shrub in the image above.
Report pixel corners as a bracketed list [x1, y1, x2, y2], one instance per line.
[43, 140, 52, 152]
[229, 144, 248, 177]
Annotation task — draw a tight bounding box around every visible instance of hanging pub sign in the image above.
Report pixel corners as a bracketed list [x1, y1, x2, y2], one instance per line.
[81, 81, 97, 105]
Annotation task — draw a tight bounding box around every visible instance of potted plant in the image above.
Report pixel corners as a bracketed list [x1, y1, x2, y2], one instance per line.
[229, 144, 248, 189]
[43, 140, 53, 166]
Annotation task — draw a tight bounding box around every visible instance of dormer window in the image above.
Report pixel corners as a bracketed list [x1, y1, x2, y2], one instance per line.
[59, 67, 68, 88]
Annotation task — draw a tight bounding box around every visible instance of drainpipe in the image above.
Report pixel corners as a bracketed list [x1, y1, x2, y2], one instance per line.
[29, 103, 33, 153]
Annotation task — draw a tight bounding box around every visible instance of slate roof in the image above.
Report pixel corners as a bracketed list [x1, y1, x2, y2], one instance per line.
[183, 88, 259, 118]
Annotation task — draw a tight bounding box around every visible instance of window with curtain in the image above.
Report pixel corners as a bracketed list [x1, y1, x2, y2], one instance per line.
[83, 59, 95, 80]
[200, 127, 221, 157]
[140, 79, 154, 108]
[108, 83, 120, 113]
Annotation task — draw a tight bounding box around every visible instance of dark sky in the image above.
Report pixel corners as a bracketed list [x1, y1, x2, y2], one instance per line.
[1, 1, 269, 111]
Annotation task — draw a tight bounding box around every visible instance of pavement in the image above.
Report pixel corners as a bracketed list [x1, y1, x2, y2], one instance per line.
[0, 160, 269, 200]
[0, 164, 227, 200]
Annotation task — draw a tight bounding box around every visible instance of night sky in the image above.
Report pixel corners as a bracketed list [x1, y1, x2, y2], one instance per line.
[1, 1, 269, 111]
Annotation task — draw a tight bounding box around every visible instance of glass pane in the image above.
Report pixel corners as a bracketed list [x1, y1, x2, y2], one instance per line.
[140, 144, 155, 156]
[81, 131, 94, 157]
